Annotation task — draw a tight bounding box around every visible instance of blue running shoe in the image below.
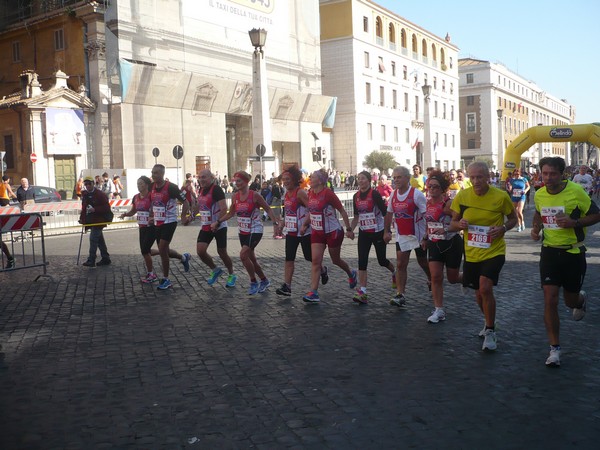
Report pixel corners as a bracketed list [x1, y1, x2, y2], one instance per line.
[248, 281, 259, 295]
[348, 270, 358, 289]
[320, 265, 329, 285]
[181, 252, 191, 272]
[157, 278, 173, 290]
[207, 267, 224, 285]
[258, 278, 271, 293]
[303, 291, 320, 303]
[226, 274, 237, 288]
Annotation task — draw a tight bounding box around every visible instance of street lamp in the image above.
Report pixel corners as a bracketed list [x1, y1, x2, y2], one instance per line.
[248, 28, 274, 180]
[421, 84, 433, 169]
[497, 108, 504, 172]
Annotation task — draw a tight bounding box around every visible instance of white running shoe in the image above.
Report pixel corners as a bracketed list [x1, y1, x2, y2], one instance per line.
[482, 329, 497, 351]
[427, 308, 446, 323]
[545, 347, 561, 367]
[572, 290, 587, 321]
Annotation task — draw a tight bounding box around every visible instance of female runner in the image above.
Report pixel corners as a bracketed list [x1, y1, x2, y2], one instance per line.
[506, 168, 530, 232]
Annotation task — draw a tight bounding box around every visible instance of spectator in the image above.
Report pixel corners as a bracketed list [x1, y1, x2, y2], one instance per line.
[112, 175, 123, 199]
[79, 176, 112, 267]
[16, 178, 35, 210]
[1, 175, 17, 206]
[376, 174, 393, 203]
[100, 173, 112, 196]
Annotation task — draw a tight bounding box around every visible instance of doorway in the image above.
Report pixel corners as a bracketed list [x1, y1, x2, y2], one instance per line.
[54, 156, 76, 199]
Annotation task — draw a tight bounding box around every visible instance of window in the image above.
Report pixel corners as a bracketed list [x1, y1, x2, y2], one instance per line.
[444, 134, 448, 146]
[466, 113, 476, 133]
[366, 83, 371, 104]
[468, 139, 476, 149]
[364, 51, 370, 68]
[403, 92, 409, 111]
[376, 17, 383, 38]
[363, 16, 368, 33]
[389, 24, 396, 43]
[54, 29, 64, 51]
[403, 65, 408, 80]
[433, 77, 437, 89]
[450, 82, 454, 95]
[381, 125, 386, 140]
[442, 80, 446, 92]
[466, 73, 474, 84]
[405, 128, 410, 143]
[401, 29, 407, 49]
[378, 56, 385, 73]
[452, 135, 455, 148]
[449, 57, 453, 68]
[434, 101, 438, 117]
[391, 61, 396, 76]
[442, 103, 446, 119]
[467, 96, 474, 106]
[450, 105, 454, 121]
[392, 89, 398, 109]
[367, 123, 373, 140]
[3, 135, 15, 169]
[12, 41, 20, 62]
[394, 127, 399, 143]
[379, 86, 385, 106]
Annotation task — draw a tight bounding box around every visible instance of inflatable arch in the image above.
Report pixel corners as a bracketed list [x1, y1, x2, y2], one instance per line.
[501, 123, 600, 180]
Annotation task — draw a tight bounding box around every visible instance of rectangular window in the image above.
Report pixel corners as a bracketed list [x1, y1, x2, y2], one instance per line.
[3, 135, 15, 169]
[12, 41, 20, 62]
[467, 96, 475, 106]
[392, 89, 397, 109]
[468, 139, 476, 149]
[452, 135, 455, 148]
[450, 83, 454, 95]
[442, 103, 446, 120]
[391, 61, 396, 76]
[434, 101, 438, 117]
[466, 113, 476, 133]
[433, 77, 437, 89]
[379, 86, 385, 106]
[444, 134, 447, 146]
[366, 82, 371, 104]
[404, 92, 409, 111]
[367, 123, 373, 140]
[394, 127, 399, 143]
[451, 105, 454, 121]
[466, 73, 474, 84]
[54, 29, 64, 51]
[363, 16, 368, 32]
[403, 65, 408, 80]
[442, 80, 446, 92]
[381, 125, 386, 141]
[378, 57, 385, 73]
[364, 51, 370, 68]
[405, 128, 410, 143]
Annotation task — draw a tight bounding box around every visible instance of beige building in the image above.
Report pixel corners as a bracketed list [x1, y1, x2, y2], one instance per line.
[458, 58, 575, 171]
[319, 0, 461, 172]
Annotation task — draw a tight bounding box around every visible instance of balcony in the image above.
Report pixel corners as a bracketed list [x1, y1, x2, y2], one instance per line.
[1, 0, 109, 30]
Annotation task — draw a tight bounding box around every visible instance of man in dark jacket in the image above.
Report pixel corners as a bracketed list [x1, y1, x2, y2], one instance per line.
[79, 176, 111, 267]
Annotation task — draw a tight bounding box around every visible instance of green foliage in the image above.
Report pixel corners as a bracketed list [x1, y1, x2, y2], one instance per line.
[363, 151, 398, 173]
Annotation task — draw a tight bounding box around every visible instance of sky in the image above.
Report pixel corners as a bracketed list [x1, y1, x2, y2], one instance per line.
[376, 0, 599, 124]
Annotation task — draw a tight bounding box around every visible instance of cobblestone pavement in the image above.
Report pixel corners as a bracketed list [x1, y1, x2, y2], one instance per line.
[1, 205, 600, 449]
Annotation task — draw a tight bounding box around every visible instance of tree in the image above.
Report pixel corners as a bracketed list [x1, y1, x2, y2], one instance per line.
[363, 151, 398, 173]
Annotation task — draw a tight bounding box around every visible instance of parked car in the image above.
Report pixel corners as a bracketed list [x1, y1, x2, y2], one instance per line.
[9, 185, 63, 215]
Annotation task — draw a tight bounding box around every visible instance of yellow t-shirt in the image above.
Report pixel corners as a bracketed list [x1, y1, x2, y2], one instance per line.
[410, 175, 426, 192]
[534, 181, 593, 254]
[451, 186, 514, 262]
[0, 182, 8, 200]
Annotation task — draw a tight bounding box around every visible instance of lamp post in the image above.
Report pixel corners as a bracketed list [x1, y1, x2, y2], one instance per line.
[497, 108, 504, 172]
[249, 28, 274, 179]
[421, 84, 433, 169]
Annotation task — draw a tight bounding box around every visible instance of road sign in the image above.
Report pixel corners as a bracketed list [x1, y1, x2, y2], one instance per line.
[30, 153, 37, 163]
[248, 156, 275, 162]
[255, 144, 266, 157]
[152, 147, 160, 158]
[173, 145, 184, 160]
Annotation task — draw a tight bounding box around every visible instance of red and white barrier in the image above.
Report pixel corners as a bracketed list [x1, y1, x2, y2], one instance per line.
[0, 213, 42, 232]
[0, 198, 133, 215]
[109, 198, 132, 207]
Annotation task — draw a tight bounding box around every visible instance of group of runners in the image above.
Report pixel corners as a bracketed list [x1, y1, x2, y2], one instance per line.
[118, 158, 599, 367]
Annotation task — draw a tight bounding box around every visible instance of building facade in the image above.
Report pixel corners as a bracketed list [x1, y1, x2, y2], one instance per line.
[319, 0, 461, 173]
[458, 58, 575, 171]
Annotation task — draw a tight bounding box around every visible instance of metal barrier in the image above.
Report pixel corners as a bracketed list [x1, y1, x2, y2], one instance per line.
[0, 212, 53, 280]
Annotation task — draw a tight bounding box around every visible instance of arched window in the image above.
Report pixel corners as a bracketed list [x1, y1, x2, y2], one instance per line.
[376, 16, 383, 38]
[431, 43, 437, 61]
[389, 23, 395, 43]
[401, 29, 407, 48]
[421, 39, 427, 57]
[440, 48, 446, 65]
[411, 34, 418, 53]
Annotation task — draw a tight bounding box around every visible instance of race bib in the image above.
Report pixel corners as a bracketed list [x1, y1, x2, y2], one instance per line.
[540, 206, 565, 229]
[427, 221, 445, 240]
[237, 216, 251, 233]
[512, 188, 523, 197]
[310, 213, 323, 231]
[153, 206, 166, 222]
[467, 225, 492, 248]
[359, 212, 376, 230]
[199, 210, 211, 225]
[284, 215, 297, 232]
[137, 211, 150, 226]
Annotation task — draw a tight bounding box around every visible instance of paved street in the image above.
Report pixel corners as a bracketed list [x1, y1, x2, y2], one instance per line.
[1, 205, 600, 449]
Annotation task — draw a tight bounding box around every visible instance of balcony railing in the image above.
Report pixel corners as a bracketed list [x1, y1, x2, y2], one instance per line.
[1, 0, 109, 30]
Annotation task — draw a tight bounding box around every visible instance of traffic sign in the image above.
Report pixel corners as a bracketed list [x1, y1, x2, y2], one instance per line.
[255, 144, 266, 157]
[248, 156, 275, 162]
[173, 145, 184, 160]
[152, 147, 160, 158]
[30, 153, 37, 163]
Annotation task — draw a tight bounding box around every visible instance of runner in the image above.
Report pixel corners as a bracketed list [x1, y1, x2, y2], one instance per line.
[506, 168, 530, 231]
[213, 170, 279, 295]
[300, 169, 356, 303]
[572, 165, 594, 197]
[422, 170, 463, 323]
[119, 175, 185, 283]
[348, 171, 395, 304]
[275, 166, 328, 297]
[531, 157, 600, 367]
[449, 161, 517, 351]
[194, 169, 237, 287]
[383, 166, 430, 307]
[149, 164, 192, 290]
